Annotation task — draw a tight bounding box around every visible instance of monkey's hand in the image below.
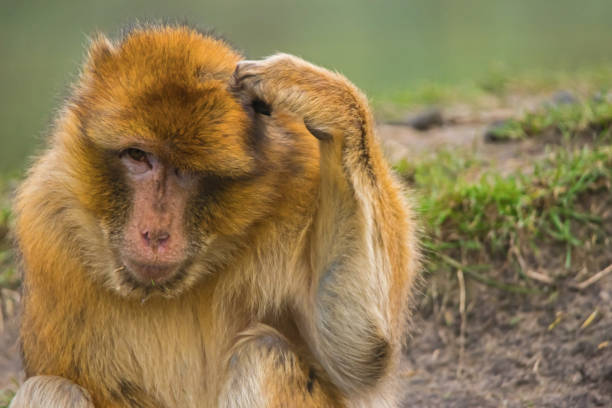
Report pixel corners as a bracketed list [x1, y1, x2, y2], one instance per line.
[9, 376, 94, 408]
[234, 54, 372, 152]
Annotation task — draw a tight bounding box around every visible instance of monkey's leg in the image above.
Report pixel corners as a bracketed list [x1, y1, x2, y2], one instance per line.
[9, 375, 94, 408]
[218, 324, 339, 408]
[235, 55, 417, 403]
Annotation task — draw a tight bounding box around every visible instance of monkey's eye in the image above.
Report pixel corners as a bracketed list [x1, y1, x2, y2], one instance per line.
[120, 148, 151, 175]
[124, 148, 147, 162]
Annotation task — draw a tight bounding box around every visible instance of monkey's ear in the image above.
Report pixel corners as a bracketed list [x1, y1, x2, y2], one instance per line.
[85, 33, 116, 71]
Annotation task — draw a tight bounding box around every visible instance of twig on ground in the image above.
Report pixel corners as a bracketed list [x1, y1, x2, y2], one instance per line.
[580, 308, 599, 330]
[525, 269, 555, 285]
[456, 268, 466, 378]
[548, 311, 563, 331]
[437, 252, 539, 294]
[571, 263, 612, 290]
[532, 354, 542, 375]
[512, 245, 555, 285]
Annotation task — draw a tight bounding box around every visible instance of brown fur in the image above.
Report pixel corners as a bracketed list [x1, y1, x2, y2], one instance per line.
[11, 24, 419, 407]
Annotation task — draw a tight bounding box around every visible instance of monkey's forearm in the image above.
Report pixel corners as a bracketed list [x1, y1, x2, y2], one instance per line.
[309, 100, 405, 395]
[297, 70, 409, 397]
[235, 54, 413, 394]
[9, 375, 94, 408]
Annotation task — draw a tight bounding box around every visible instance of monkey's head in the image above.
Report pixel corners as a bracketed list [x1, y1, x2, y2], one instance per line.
[61, 25, 273, 298]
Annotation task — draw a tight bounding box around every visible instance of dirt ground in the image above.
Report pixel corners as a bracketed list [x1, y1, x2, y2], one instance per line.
[399, 245, 612, 408]
[1, 98, 611, 406]
[385, 100, 612, 407]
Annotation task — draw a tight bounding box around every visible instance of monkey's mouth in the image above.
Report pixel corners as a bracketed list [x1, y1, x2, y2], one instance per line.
[123, 258, 181, 285]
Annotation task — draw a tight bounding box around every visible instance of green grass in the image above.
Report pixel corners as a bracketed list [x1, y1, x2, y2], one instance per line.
[388, 72, 612, 292]
[489, 97, 612, 141]
[396, 135, 612, 291]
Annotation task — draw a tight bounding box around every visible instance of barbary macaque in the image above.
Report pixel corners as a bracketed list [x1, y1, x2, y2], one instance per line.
[10, 24, 419, 407]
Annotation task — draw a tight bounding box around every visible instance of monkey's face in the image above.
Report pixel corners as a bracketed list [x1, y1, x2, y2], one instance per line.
[114, 147, 196, 290]
[67, 27, 274, 298]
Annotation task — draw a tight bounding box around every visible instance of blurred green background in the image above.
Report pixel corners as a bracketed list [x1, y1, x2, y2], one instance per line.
[1, 0, 611, 171]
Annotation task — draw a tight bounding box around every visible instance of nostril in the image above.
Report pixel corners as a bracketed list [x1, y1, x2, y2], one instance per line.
[156, 232, 170, 245]
[141, 230, 170, 248]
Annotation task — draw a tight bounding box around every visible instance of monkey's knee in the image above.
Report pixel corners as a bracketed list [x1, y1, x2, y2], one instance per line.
[9, 375, 93, 408]
[219, 324, 337, 408]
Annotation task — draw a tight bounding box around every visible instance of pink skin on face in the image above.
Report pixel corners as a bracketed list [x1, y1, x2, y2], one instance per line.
[119, 148, 195, 284]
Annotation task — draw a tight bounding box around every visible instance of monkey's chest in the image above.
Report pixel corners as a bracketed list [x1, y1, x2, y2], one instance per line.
[96, 303, 212, 407]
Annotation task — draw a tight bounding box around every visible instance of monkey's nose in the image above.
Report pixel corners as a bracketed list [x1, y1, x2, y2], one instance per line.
[142, 230, 170, 250]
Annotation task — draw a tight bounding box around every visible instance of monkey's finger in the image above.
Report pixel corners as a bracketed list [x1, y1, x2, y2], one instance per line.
[233, 60, 275, 116]
[234, 60, 261, 81]
[233, 60, 265, 93]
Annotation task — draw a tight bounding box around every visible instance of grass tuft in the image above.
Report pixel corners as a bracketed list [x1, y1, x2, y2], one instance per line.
[396, 137, 612, 290]
[490, 97, 612, 141]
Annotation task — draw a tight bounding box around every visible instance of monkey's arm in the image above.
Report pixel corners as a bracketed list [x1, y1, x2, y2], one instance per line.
[9, 375, 94, 408]
[235, 55, 418, 395]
